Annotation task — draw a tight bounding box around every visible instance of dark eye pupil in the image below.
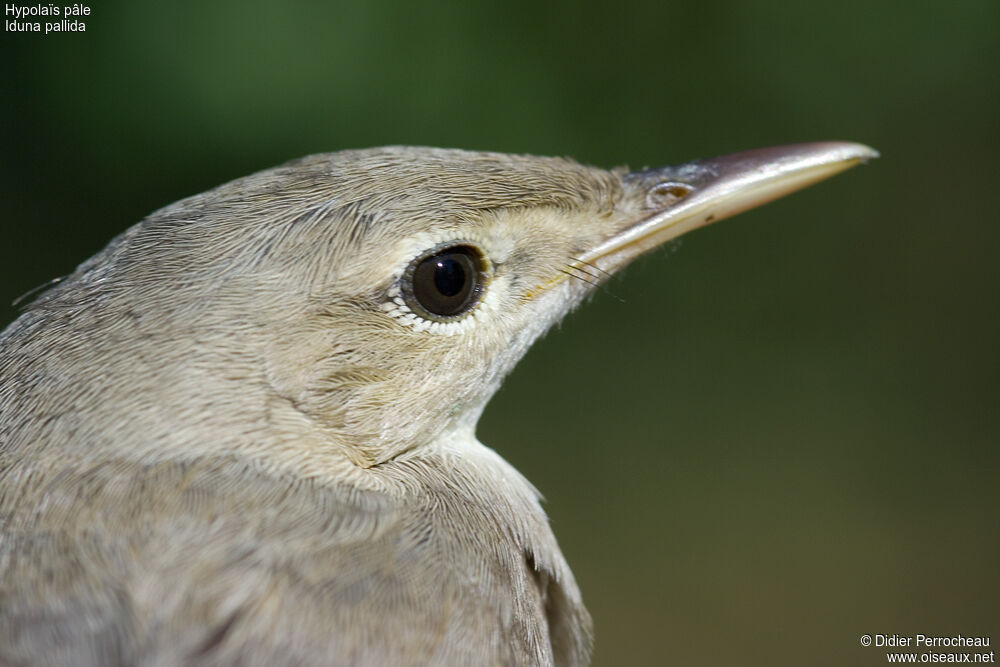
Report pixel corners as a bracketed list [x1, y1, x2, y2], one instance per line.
[433, 257, 466, 297]
[406, 245, 485, 319]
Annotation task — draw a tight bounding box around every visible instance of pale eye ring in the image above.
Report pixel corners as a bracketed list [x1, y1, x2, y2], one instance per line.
[401, 244, 490, 321]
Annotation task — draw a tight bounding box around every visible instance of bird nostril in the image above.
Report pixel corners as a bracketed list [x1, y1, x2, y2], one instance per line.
[646, 181, 694, 209]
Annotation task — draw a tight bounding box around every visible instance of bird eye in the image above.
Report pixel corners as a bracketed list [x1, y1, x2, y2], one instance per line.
[402, 244, 489, 321]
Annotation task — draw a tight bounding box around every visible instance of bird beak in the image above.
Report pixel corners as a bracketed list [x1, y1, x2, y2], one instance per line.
[580, 141, 879, 270]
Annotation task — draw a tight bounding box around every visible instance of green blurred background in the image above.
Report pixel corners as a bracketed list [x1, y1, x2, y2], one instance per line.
[2, 2, 997, 664]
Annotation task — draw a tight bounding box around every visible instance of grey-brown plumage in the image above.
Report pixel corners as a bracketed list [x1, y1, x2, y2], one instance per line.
[0, 144, 875, 666]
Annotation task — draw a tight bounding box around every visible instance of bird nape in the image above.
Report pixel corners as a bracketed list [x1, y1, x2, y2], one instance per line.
[0, 142, 876, 666]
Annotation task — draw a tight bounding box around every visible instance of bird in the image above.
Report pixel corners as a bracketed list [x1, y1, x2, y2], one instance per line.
[0, 142, 875, 666]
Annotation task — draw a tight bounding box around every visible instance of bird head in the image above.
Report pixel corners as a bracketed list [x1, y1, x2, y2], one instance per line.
[17, 144, 875, 471]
